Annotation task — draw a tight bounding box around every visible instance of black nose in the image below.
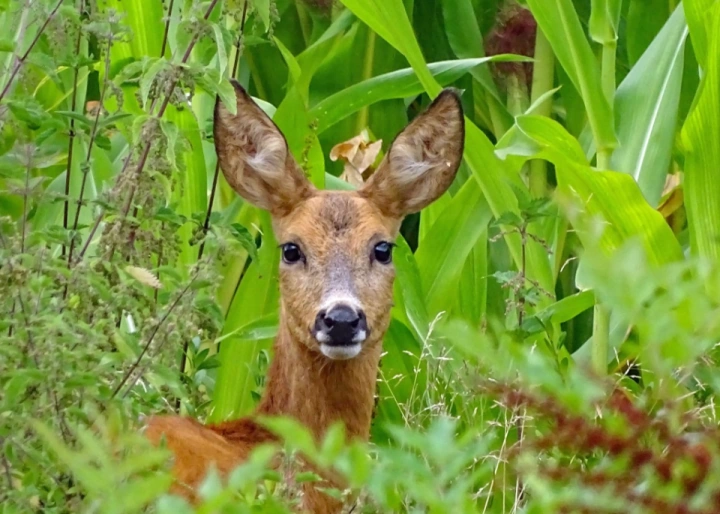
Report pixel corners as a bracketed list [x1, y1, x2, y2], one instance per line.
[314, 305, 368, 346]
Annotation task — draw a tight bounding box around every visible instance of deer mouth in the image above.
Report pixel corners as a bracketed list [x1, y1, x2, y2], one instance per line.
[318, 341, 363, 360]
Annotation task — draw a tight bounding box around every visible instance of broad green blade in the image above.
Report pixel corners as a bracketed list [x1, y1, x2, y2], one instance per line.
[310, 57, 524, 134]
[415, 177, 492, 318]
[611, 4, 688, 207]
[210, 210, 280, 422]
[104, 0, 166, 71]
[526, 0, 617, 154]
[684, 0, 716, 68]
[681, 2, 720, 262]
[166, 105, 207, 270]
[339, 0, 440, 95]
[626, 0, 672, 65]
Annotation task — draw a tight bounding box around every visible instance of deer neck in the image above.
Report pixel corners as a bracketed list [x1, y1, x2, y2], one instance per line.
[256, 316, 381, 442]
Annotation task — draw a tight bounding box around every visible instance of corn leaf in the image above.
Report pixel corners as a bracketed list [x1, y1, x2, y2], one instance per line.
[681, 1, 720, 262]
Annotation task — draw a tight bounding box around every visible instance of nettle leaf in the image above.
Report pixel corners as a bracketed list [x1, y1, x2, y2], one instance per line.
[153, 206, 187, 226]
[160, 120, 179, 169]
[7, 98, 51, 129]
[493, 211, 523, 227]
[99, 112, 132, 128]
[131, 114, 151, 145]
[54, 111, 94, 128]
[211, 23, 228, 77]
[216, 79, 238, 116]
[140, 57, 166, 106]
[229, 222, 258, 261]
[114, 59, 146, 84]
[492, 270, 519, 286]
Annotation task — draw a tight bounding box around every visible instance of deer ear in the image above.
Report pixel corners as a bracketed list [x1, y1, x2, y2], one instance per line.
[359, 89, 465, 219]
[214, 80, 315, 216]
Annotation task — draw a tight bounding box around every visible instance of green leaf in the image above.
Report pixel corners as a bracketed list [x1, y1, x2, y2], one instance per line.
[310, 57, 524, 134]
[160, 120, 179, 170]
[611, 4, 688, 207]
[522, 290, 596, 334]
[216, 78, 238, 116]
[526, 0, 617, 154]
[415, 177, 492, 317]
[139, 58, 165, 107]
[210, 211, 279, 421]
[684, 0, 716, 68]
[212, 23, 228, 78]
[681, 2, 720, 262]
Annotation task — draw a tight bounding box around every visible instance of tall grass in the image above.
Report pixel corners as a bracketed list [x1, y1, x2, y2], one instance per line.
[1, 0, 720, 512]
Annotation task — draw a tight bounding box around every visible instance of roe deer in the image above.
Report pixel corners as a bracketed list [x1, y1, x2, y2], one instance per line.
[145, 80, 465, 513]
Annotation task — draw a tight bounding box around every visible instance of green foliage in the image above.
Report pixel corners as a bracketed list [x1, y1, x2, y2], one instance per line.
[1, 0, 720, 512]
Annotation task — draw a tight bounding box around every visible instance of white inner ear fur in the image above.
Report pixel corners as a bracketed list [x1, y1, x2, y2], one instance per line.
[390, 131, 450, 185]
[219, 106, 286, 179]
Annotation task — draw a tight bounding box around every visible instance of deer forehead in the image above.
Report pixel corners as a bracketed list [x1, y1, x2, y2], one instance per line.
[274, 192, 400, 255]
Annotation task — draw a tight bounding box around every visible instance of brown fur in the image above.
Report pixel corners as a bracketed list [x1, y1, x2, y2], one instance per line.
[144, 80, 465, 513]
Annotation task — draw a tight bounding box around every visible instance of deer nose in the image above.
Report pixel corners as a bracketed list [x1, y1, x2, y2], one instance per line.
[315, 305, 367, 346]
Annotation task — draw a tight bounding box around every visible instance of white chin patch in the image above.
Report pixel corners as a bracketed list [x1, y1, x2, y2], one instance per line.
[320, 343, 362, 360]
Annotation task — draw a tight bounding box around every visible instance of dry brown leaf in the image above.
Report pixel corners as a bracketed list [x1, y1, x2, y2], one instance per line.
[657, 172, 683, 219]
[330, 130, 383, 186]
[125, 266, 162, 289]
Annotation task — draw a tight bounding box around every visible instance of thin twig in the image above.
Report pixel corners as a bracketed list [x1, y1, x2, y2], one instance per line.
[63, 0, 86, 258]
[197, 0, 249, 263]
[160, 0, 175, 57]
[110, 276, 197, 400]
[66, 35, 112, 264]
[0, 0, 65, 103]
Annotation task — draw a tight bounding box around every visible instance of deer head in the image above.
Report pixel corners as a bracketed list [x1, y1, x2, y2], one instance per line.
[214, 81, 464, 361]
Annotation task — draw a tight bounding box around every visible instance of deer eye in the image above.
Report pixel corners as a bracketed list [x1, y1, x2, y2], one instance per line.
[282, 243, 304, 264]
[373, 242, 393, 264]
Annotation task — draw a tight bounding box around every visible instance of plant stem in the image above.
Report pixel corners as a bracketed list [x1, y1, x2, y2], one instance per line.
[160, 0, 175, 57]
[63, 0, 86, 258]
[506, 74, 529, 117]
[67, 36, 112, 265]
[197, 0, 248, 263]
[110, 276, 196, 400]
[528, 28, 554, 198]
[591, 32, 617, 376]
[601, 40, 617, 111]
[0, 0, 64, 104]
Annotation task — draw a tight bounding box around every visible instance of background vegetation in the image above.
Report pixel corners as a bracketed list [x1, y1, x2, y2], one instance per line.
[2, 0, 720, 512]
